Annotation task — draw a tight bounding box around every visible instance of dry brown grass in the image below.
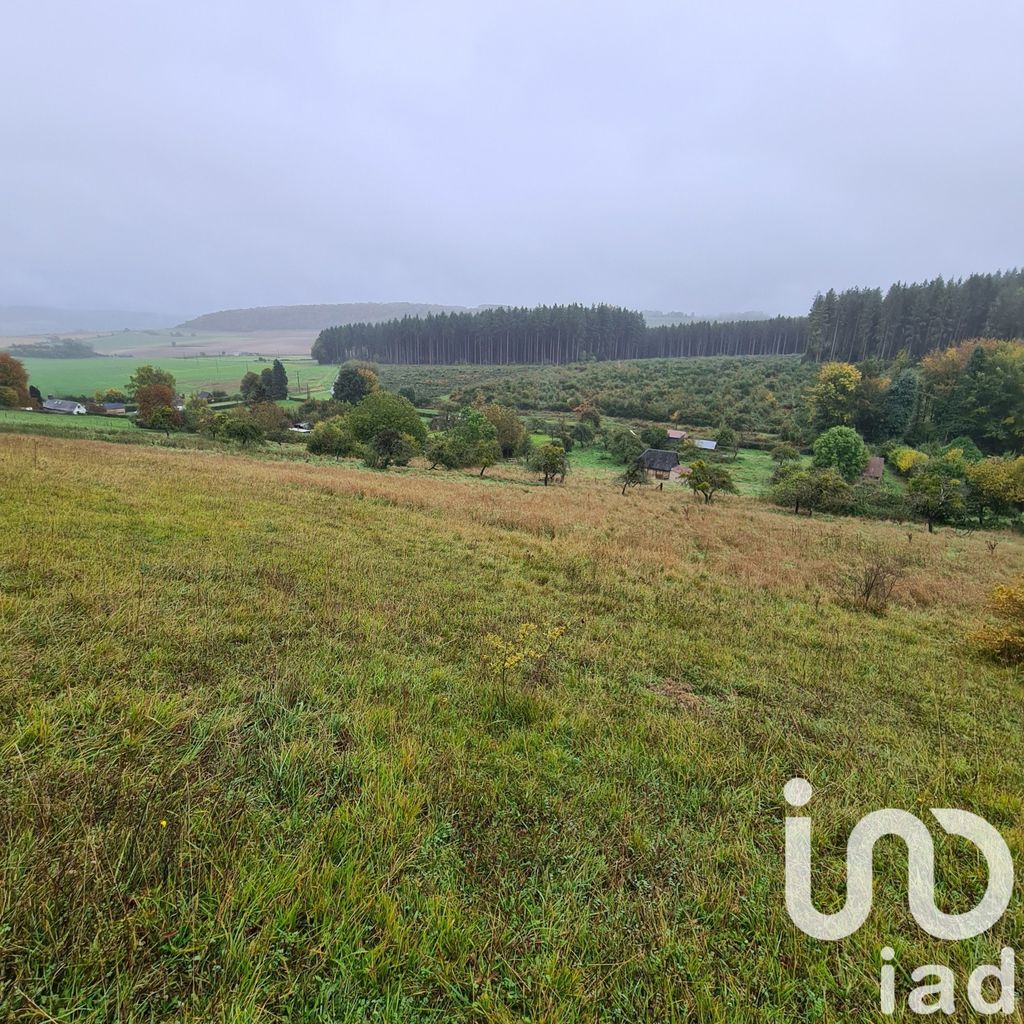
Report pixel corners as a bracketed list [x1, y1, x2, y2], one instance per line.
[5, 434, 1020, 622]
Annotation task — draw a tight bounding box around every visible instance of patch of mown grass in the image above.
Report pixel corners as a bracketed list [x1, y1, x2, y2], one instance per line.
[1, 435, 1023, 1022]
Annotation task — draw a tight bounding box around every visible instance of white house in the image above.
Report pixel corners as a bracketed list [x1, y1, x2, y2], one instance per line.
[42, 399, 87, 415]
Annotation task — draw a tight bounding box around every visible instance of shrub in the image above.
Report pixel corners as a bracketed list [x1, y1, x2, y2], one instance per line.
[891, 446, 930, 476]
[971, 581, 1024, 665]
[307, 416, 359, 457]
[770, 442, 800, 463]
[364, 430, 418, 469]
[847, 482, 910, 522]
[835, 553, 911, 614]
[769, 465, 851, 517]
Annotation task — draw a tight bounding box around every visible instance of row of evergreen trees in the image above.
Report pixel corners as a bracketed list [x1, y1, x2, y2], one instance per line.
[312, 305, 648, 365]
[311, 305, 806, 365]
[311, 270, 1024, 366]
[806, 269, 1024, 362]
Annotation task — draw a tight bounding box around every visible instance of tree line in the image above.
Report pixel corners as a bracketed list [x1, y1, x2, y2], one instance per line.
[311, 270, 1024, 367]
[806, 269, 1024, 363]
[312, 304, 807, 365]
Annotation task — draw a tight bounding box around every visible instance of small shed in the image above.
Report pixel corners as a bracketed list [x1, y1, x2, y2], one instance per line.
[640, 448, 683, 480]
[667, 429, 687, 441]
[862, 456, 885, 482]
[694, 438, 717, 451]
[101, 402, 127, 415]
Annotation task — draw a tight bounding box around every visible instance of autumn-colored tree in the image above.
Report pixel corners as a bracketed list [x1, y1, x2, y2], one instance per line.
[135, 384, 179, 428]
[971, 580, 1024, 665]
[128, 365, 176, 398]
[0, 353, 31, 407]
[966, 457, 1024, 525]
[807, 362, 862, 431]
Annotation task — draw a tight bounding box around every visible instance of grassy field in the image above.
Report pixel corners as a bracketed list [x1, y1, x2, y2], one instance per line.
[16, 356, 332, 401]
[0, 408, 136, 433]
[2, 433, 1023, 1021]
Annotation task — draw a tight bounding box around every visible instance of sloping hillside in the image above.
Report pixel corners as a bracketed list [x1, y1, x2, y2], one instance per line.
[2, 435, 1022, 1021]
[179, 302, 479, 332]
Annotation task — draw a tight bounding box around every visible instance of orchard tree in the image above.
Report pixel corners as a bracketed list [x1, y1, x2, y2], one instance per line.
[715, 422, 738, 460]
[769, 465, 850, 517]
[686, 459, 736, 504]
[605, 428, 644, 465]
[147, 406, 180, 437]
[450, 407, 498, 463]
[221, 413, 265, 446]
[531, 443, 568, 486]
[247, 401, 293, 441]
[476, 439, 502, 476]
[574, 402, 601, 429]
[307, 416, 359, 457]
[812, 426, 869, 481]
[619, 458, 649, 496]
[908, 470, 965, 533]
[770, 442, 800, 464]
[571, 421, 596, 447]
[424, 432, 461, 469]
[966, 457, 1024, 525]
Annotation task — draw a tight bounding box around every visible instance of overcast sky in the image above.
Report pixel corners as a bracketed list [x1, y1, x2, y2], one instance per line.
[2, 0, 1022, 318]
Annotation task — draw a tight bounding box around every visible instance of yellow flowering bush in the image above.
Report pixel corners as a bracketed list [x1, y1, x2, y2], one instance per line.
[892, 446, 929, 476]
[971, 581, 1024, 665]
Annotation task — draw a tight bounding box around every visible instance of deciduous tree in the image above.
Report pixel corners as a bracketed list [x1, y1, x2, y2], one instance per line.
[812, 426, 869, 481]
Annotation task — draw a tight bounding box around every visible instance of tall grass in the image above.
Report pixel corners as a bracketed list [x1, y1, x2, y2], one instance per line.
[1, 435, 1022, 1022]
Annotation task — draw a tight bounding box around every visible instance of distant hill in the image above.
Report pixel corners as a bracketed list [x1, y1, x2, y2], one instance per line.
[179, 303, 479, 332]
[642, 309, 770, 328]
[0, 306, 186, 335]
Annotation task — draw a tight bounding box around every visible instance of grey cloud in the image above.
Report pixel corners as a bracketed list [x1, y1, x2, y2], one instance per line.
[2, 0, 1022, 317]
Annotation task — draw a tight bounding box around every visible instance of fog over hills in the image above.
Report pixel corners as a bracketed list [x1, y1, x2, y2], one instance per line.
[0, 306, 189, 335]
[178, 302, 485, 332]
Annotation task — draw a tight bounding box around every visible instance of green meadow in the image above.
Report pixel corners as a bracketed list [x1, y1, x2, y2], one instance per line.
[15, 356, 333, 400]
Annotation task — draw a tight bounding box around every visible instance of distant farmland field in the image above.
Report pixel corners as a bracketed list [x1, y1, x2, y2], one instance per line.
[16, 355, 333, 399]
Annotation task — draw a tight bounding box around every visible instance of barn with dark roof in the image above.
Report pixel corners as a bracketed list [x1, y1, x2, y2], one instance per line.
[639, 448, 684, 481]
